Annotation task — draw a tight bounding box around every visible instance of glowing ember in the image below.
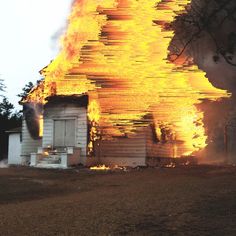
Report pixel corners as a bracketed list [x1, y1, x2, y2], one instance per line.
[90, 165, 110, 170]
[114, 165, 126, 170]
[165, 163, 176, 168]
[24, 0, 229, 157]
[182, 160, 191, 166]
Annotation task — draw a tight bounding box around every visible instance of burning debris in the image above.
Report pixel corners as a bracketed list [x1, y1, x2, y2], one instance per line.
[89, 165, 129, 171]
[90, 165, 110, 171]
[147, 155, 197, 167]
[165, 163, 176, 168]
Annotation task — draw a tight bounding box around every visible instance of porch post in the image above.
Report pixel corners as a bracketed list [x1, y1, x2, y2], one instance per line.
[60, 153, 68, 168]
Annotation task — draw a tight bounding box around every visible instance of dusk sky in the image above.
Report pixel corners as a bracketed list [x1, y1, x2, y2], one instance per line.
[0, 0, 72, 109]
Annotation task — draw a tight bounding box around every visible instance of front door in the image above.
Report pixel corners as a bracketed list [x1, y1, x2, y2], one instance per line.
[54, 119, 76, 147]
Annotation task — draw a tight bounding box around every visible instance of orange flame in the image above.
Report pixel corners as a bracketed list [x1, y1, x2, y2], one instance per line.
[39, 115, 44, 138]
[90, 165, 110, 170]
[88, 99, 101, 155]
[24, 0, 229, 157]
[88, 99, 100, 123]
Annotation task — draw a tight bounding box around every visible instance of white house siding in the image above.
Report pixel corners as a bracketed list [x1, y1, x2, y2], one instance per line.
[43, 103, 88, 164]
[96, 130, 147, 167]
[8, 133, 22, 165]
[21, 119, 42, 162]
[94, 126, 174, 167]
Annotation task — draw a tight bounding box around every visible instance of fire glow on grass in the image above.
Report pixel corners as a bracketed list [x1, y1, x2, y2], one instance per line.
[25, 0, 228, 156]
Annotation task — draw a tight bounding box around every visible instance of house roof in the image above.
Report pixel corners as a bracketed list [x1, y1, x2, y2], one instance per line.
[5, 127, 22, 133]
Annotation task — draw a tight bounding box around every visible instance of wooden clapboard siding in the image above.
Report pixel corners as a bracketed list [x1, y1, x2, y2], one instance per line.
[94, 123, 176, 166]
[76, 111, 87, 158]
[97, 129, 146, 166]
[146, 126, 177, 158]
[96, 125, 176, 166]
[42, 118, 53, 146]
[21, 118, 42, 156]
[43, 103, 88, 163]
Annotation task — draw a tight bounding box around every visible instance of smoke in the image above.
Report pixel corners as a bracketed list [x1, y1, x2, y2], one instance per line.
[23, 103, 43, 140]
[0, 159, 8, 168]
[170, 0, 236, 92]
[193, 34, 236, 93]
[169, 0, 236, 161]
[51, 26, 67, 51]
[50, 0, 75, 51]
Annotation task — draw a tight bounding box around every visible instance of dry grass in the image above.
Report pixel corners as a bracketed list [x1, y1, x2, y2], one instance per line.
[0, 165, 236, 235]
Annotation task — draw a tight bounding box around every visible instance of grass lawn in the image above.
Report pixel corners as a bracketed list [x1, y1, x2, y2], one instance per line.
[0, 165, 236, 235]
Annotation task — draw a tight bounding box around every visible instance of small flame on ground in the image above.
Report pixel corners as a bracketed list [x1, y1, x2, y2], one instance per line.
[89, 165, 128, 171]
[183, 160, 191, 166]
[165, 163, 176, 168]
[90, 165, 110, 170]
[113, 165, 127, 171]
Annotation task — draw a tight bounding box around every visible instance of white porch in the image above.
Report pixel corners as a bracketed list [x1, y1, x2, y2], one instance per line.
[30, 147, 81, 169]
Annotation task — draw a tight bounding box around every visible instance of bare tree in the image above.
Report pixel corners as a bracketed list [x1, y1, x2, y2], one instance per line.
[169, 0, 236, 66]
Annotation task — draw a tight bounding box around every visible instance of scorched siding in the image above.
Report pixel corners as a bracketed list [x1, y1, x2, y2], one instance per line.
[146, 126, 176, 158]
[21, 118, 42, 157]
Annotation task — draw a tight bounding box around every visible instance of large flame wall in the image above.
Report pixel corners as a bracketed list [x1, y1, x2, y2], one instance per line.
[28, 0, 228, 156]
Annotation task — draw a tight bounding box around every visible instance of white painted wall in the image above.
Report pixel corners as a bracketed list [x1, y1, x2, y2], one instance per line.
[43, 103, 88, 164]
[8, 133, 22, 165]
[96, 129, 147, 167]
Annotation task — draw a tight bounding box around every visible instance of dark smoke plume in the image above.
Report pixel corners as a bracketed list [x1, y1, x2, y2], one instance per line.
[169, 0, 236, 162]
[23, 103, 43, 140]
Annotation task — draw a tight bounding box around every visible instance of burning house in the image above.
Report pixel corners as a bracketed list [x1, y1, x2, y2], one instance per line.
[15, 0, 230, 168]
[20, 92, 198, 168]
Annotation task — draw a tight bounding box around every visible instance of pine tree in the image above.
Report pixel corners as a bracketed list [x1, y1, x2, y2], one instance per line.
[0, 97, 14, 119]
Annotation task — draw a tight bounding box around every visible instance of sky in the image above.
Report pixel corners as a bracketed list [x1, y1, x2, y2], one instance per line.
[0, 0, 72, 109]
